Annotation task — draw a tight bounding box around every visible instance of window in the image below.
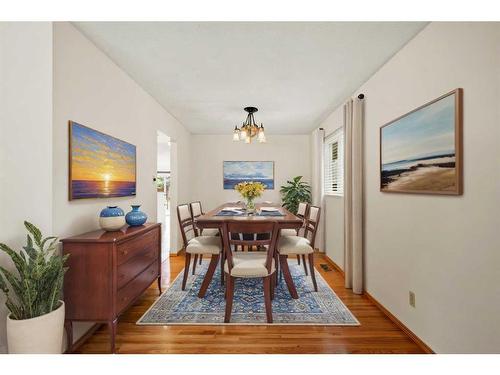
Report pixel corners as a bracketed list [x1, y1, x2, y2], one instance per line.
[324, 128, 344, 196]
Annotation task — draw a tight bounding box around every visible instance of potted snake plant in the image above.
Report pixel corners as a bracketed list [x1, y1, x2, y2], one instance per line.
[280, 176, 312, 214]
[0, 221, 69, 353]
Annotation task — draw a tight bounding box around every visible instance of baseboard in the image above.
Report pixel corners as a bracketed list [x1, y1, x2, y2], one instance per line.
[64, 323, 101, 354]
[364, 292, 434, 354]
[323, 254, 345, 277]
[169, 248, 184, 257]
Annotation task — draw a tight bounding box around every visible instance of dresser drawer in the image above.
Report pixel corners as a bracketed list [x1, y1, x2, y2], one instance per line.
[116, 260, 158, 314]
[117, 246, 157, 289]
[116, 228, 158, 266]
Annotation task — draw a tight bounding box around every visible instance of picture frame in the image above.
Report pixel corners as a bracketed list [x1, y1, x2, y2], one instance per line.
[379, 88, 463, 195]
[223, 161, 275, 190]
[68, 121, 137, 200]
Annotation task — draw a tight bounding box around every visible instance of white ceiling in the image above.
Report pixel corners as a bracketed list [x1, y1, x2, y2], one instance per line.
[74, 22, 427, 135]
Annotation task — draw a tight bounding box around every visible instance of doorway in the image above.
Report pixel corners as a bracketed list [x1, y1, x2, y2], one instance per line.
[157, 131, 171, 261]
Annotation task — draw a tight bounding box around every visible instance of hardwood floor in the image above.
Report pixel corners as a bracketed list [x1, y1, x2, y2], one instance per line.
[75, 253, 425, 354]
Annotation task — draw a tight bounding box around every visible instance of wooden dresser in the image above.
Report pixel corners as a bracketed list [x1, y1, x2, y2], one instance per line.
[61, 223, 161, 353]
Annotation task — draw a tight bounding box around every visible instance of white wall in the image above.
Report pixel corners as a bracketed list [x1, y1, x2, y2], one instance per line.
[0, 22, 53, 353]
[53, 22, 192, 345]
[190, 135, 311, 211]
[317, 22, 500, 353]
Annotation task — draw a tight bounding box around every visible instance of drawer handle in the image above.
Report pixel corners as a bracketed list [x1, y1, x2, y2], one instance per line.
[121, 250, 128, 255]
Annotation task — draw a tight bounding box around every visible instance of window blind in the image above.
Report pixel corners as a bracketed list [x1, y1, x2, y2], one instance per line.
[324, 128, 344, 196]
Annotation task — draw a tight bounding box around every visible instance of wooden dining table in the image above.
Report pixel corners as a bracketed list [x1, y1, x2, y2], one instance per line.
[195, 202, 303, 299]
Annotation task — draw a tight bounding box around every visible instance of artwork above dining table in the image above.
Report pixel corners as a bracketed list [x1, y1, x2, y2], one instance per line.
[223, 161, 274, 189]
[380, 88, 463, 195]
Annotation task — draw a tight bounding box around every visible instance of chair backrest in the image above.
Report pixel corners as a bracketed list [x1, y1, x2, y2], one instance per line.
[222, 221, 279, 275]
[297, 202, 309, 219]
[190, 201, 203, 219]
[177, 204, 198, 248]
[304, 205, 321, 248]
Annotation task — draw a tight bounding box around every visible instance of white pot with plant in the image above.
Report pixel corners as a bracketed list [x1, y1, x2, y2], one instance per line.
[0, 221, 69, 354]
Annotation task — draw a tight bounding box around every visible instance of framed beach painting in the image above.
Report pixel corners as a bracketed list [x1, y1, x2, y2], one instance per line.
[69, 121, 137, 200]
[380, 89, 463, 195]
[223, 161, 275, 189]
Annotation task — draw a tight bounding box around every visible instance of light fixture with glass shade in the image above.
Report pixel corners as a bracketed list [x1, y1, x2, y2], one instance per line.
[232, 107, 266, 143]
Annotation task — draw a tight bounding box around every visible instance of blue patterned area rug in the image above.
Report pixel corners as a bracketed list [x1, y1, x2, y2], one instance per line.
[137, 261, 359, 326]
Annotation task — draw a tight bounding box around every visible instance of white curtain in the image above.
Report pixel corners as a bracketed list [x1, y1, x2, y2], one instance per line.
[311, 128, 325, 251]
[343, 97, 364, 294]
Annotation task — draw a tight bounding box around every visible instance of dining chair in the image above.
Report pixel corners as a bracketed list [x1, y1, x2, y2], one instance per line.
[177, 203, 222, 297]
[222, 221, 279, 323]
[280, 202, 309, 269]
[190, 201, 219, 236]
[190, 201, 220, 265]
[278, 205, 321, 296]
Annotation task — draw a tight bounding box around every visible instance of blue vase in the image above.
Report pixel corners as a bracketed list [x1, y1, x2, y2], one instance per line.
[126, 205, 147, 226]
[99, 206, 125, 231]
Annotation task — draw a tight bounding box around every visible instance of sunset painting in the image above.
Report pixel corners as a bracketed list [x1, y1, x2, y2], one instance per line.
[69, 121, 136, 200]
[380, 89, 462, 195]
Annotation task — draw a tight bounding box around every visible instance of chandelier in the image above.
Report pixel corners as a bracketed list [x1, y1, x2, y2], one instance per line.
[232, 107, 266, 143]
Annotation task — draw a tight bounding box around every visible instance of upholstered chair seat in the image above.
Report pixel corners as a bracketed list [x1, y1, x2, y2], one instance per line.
[224, 252, 276, 278]
[280, 228, 298, 236]
[186, 236, 222, 255]
[199, 228, 219, 236]
[278, 235, 313, 255]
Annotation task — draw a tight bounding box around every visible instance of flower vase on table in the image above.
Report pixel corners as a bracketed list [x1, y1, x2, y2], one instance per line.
[245, 198, 256, 214]
[234, 181, 266, 216]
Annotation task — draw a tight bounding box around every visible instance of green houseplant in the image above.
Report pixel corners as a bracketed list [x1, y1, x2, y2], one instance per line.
[0, 221, 69, 353]
[280, 176, 312, 214]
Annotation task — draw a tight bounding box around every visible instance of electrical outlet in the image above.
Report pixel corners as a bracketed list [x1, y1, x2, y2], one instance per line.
[409, 291, 416, 308]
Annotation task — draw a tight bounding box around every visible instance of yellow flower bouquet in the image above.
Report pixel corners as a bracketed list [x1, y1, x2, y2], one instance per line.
[234, 181, 265, 212]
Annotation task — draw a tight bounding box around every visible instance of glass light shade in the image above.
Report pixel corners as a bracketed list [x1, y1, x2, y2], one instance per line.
[258, 125, 266, 143]
[233, 129, 240, 141]
[240, 129, 247, 140]
[258, 131, 266, 143]
[244, 134, 251, 143]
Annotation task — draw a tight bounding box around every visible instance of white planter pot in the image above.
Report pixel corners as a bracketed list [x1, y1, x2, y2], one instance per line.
[7, 300, 65, 354]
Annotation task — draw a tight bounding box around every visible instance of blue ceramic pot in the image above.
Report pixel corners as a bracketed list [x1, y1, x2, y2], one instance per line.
[125, 205, 147, 226]
[99, 206, 125, 231]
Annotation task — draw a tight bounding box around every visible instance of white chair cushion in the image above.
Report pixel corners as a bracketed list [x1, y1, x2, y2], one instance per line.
[200, 228, 219, 236]
[186, 236, 221, 255]
[278, 235, 313, 255]
[224, 252, 275, 278]
[280, 228, 298, 236]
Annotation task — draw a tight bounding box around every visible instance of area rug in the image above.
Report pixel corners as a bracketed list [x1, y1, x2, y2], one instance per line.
[137, 261, 359, 326]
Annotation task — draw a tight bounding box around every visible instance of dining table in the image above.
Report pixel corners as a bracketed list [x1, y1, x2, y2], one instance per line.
[195, 202, 303, 298]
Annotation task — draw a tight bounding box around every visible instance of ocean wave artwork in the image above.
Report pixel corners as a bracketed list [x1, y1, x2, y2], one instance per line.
[69, 121, 136, 200]
[223, 161, 274, 189]
[380, 89, 462, 195]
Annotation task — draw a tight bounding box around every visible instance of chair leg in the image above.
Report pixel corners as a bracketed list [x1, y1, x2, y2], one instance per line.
[263, 276, 273, 323]
[279, 255, 298, 299]
[199, 254, 203, 265]
[192, 254, 198, 275]
[220, 251, 225, 286]
[308, 253, 318, 292]
[198, 254, 220, 298]
[302, 254, 308, 276]
[297, 255, 301, 265]
[182, 253, 191, 290]
[270, 274, 275, 300]
[224, 275, 235, 323]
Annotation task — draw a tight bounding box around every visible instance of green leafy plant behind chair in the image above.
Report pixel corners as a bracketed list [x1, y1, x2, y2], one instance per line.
[280, 176, 312, 214]
[0, 221, 69, 320]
